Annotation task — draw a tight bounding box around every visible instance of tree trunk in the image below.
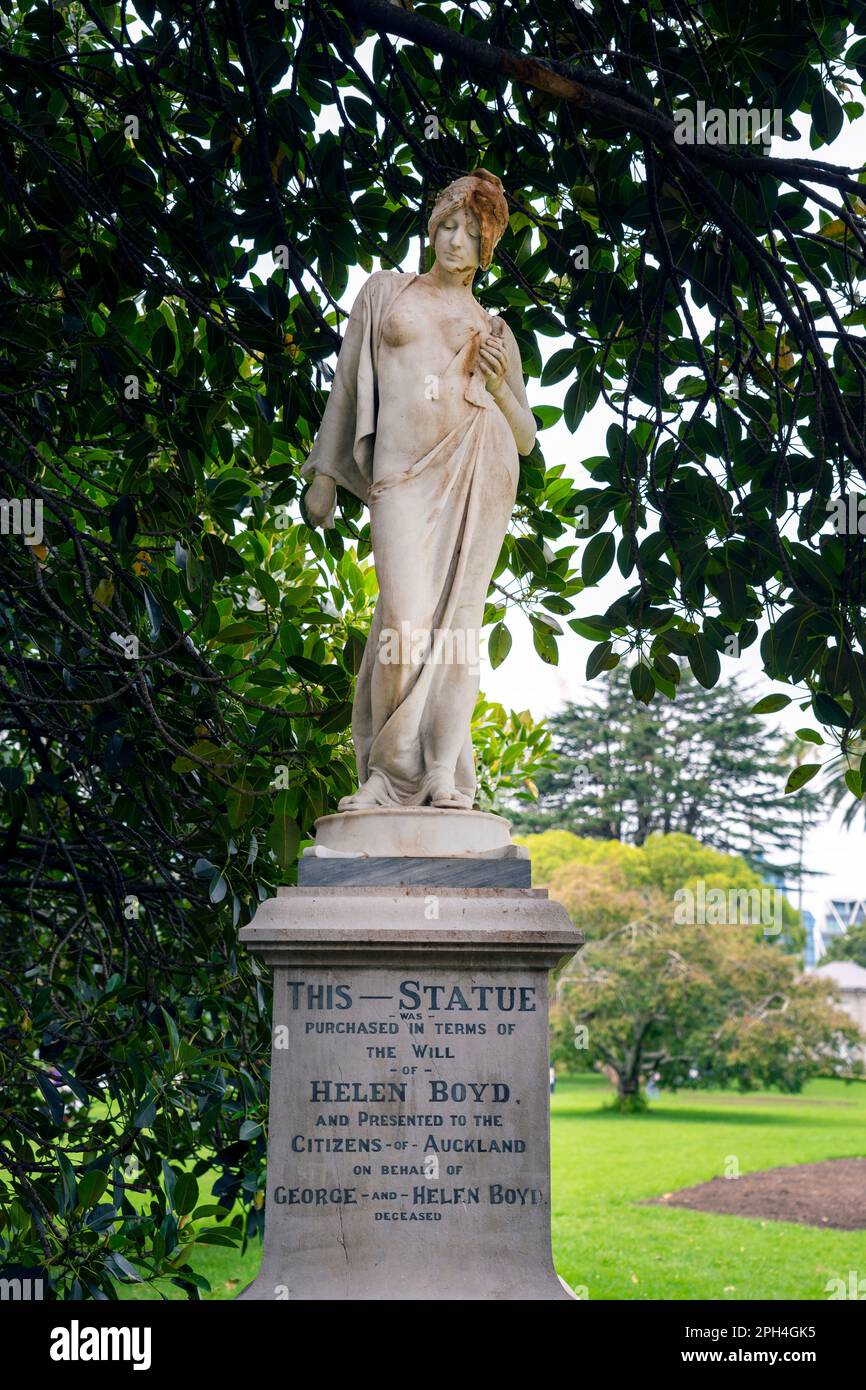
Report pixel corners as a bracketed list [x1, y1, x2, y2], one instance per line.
[614, 1068, 646, 1112]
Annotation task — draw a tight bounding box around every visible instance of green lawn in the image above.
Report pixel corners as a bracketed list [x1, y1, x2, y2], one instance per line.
[551, 1074, 866, 1300]
[122, 1073, 866, 1300]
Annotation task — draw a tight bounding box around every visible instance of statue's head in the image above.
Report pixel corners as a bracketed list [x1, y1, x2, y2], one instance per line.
[427, 167, 509, 276]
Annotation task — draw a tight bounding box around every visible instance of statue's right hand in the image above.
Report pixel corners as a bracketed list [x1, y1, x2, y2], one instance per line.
[304, 473, 337, 528]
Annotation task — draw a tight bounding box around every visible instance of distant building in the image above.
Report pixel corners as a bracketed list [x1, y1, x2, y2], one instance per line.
[808, 960, 866, 1062]
[800, 908, 816, 963]
[807, 898, 866, 966]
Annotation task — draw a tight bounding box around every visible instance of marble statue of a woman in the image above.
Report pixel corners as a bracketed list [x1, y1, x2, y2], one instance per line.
[301, 168, 536, 812]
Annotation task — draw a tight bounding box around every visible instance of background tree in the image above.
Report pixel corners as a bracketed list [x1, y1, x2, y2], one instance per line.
[552, 916, 861, 1110]
[524, 828, 805, 949]
[822, 734, 866, 825]
[513, 667, 823, 870]
[4, 0, 866, 1294]
[822, 920, 866, 967]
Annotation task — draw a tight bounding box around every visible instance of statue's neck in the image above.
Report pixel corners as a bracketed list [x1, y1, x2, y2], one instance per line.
[425, 263, 476, 299]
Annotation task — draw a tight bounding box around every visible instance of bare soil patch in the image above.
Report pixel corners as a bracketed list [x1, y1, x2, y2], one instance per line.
[646, 1158, 866, 1230]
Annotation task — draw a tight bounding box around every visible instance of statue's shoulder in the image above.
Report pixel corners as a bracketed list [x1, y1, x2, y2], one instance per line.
[365, 269, 415, 293]
[351, 269, 415, 314]
[348, 270, 411, 323]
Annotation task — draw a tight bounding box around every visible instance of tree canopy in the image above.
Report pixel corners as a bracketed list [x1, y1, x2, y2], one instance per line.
[513, 665, 823, 868]
[538, 833, 856, 1106]
[822, 919, 866, 966]
[521, 827, 805, 949]
[552, 911, 861, 1108]
[4, 0, 866, 1295]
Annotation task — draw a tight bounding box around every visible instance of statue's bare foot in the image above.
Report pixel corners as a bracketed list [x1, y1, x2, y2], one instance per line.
[338, 773, 390, 811]
[427, 773, 473, 810]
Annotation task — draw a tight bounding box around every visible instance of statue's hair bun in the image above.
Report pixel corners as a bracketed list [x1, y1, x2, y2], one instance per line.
[469, 167, 504, 189]
[427, 167, 509, 270]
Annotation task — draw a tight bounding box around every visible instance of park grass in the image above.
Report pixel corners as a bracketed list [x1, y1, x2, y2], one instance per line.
[551, 1073, 866, 1301]
[120, 1073, 866, 1300]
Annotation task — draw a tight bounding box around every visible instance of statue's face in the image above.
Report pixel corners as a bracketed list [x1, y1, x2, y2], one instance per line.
[433, 204, 481, 277]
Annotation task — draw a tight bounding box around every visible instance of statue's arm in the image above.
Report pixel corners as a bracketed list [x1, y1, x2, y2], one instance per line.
[301, 301, 361, 527]
[482, 321, 537, 457]
[302, 273, 391, 528]
[304, 472, 337, 528]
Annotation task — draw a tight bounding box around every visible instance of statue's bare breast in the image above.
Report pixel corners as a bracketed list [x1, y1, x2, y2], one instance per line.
[374, 280, 493, 480]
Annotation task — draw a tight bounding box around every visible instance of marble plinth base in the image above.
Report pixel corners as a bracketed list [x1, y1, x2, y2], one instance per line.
[298, 855, 530, 888]
[310, 807, 519, 858]
[237, 886, 581, 1301]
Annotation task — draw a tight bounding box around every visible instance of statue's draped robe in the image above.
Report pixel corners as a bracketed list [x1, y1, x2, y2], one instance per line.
[301, 271, 520, 806]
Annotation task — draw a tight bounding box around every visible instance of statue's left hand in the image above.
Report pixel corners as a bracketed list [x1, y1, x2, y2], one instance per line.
[304, 473, 337, 528]
[478, 323, 508, 393]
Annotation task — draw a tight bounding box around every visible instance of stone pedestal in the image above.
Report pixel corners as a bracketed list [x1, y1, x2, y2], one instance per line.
[307, 806, 523, 858]
[237, 885, 581, 1300]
